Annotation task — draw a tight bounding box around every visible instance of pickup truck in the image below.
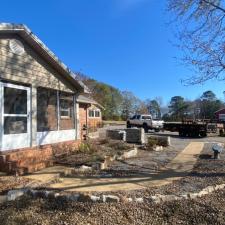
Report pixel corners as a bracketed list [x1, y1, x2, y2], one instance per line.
[127, 114, 164, 133]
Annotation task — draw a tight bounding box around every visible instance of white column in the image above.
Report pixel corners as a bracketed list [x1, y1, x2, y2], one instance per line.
[74, 94, 80, 140]
[31, 85, 37, 147]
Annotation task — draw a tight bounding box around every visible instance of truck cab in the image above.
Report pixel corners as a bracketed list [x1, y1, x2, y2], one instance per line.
[127, 114, 164, 133]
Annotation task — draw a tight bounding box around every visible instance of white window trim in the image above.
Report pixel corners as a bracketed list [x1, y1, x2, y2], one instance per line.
[88, 109, 101, 118]
[59, 96, 72, 119]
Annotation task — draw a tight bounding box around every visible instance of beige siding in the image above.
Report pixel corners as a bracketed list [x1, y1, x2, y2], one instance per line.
[0, 34, 75, 92]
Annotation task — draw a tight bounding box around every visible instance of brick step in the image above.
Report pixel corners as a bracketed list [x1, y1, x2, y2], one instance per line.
[6, 148, 53, 161]
[11, 160, 54, 175]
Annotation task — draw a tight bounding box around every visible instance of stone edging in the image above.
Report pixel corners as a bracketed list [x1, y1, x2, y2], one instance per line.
[1, 183, 225, 204]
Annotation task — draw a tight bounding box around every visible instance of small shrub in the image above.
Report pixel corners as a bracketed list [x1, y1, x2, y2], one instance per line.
[147, 138, 158, 148]
[107, 141, 131, 151]
[78, 141, 98, 154]
[147, 137, 169, 147]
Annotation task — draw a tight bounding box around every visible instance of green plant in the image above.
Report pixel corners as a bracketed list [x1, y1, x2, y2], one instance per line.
[147, 138, 158, 148]
[78, 141, 98, 154]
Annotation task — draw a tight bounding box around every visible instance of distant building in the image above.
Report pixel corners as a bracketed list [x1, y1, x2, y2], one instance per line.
[77, 94, 104, 139]
[215, 108, 225, 122]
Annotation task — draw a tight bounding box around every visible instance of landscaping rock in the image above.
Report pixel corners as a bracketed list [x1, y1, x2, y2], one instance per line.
[122, 148, 138, 159]
[135, 197, 144, 203]
[153, 146, 163, 151]
[7, 190, 25, 201]
[79, 165, 93, 172]
[102, 195, 120, 203]
[90, 195, 101, 202]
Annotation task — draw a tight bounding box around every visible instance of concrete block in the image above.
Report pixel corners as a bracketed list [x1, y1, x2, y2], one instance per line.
[135, 197, 144, 203]
[153, 146, 163, 151]
[106, 130, 124, 141]
[90, 195, 101, 202]
[102, 195, 120, 203]
[126, 128, 145, 144]
[7, 190, 25, 201]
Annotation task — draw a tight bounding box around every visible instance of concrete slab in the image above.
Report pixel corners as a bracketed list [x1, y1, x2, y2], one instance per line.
[25, 166, 70, 184]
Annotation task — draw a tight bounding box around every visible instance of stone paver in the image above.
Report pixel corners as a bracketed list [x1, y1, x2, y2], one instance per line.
[26, 142, 204, 192]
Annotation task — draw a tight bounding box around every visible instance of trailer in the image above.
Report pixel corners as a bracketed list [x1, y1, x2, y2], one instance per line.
[163, 120, 217, 138]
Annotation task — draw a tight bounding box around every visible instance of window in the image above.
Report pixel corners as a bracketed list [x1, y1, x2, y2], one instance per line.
[89, 109, 101, 118]
[89, 110, 95, 117]
[60, 99, 71, 118]
[130, 115, 136, 120]
[59, 93, 74, 130]
[136, 115, 141, 120]
[95, 110, 100, 117]
[37, 87, 58, 132]
[37, 88, 74, 131]
[142, 115, 152, 120]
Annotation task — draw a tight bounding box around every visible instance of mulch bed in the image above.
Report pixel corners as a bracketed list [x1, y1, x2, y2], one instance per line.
[54, 139, 135, 167]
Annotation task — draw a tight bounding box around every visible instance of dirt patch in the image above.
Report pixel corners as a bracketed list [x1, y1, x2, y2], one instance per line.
[54, 139, 135, 167]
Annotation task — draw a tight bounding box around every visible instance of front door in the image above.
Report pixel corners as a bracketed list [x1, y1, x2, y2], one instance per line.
[0, 82, 31, 151]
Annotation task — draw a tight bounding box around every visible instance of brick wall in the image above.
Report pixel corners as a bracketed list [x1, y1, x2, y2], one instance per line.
[79, 103, 88, 139]
[79, 103, 103, 135]
[0, 139, 81, 175]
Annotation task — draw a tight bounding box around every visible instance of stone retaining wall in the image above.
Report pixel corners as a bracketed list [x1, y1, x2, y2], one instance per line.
[1, 183, 224, 204]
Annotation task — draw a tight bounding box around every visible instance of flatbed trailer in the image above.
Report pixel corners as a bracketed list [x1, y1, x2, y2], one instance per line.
[163, 120, 216, 137]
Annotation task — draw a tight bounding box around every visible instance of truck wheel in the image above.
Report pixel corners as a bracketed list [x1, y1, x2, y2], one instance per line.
[200, 131, 207, 138]
[127, 122, 131, 128]
[179, 130, 185, 137]
[143, 124, 149, 133]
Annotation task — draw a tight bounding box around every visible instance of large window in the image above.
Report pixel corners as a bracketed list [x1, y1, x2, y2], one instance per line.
[37, 88, 58, 132]
[37, 87, 74, 132]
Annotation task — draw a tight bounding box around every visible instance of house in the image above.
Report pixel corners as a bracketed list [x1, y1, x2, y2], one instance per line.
[77, 94, 104, 139]
[215, 108, 225, 122]
[0, 23, 92, 174]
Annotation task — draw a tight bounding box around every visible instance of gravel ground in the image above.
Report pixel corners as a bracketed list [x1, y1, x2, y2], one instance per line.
[1, 132, 225, 225]
[0, 189, 225, 225]
[0, 176, 31, 195]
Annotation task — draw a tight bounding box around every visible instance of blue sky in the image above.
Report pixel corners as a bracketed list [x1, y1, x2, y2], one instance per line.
[1, 0, 225, 105]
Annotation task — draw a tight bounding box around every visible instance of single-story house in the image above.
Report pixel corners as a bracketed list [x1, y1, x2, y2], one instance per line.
[215, 108, 225, 122]
[77, 94, 104, 139]
[0, 23, 96, 174]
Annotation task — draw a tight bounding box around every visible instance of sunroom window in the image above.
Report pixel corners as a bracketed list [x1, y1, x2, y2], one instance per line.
[60, 99, 71, 118]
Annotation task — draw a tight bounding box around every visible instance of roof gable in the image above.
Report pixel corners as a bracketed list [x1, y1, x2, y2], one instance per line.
[0, 23, 86, 92]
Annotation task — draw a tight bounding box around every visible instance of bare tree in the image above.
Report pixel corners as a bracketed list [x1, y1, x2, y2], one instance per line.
[168, 0, 225, 85]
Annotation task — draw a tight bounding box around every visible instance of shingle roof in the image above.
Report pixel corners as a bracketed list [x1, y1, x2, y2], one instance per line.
[77, 95, 104, 109]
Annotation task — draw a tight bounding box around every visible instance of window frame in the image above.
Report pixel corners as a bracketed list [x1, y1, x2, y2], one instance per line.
[59, 98, 71, 119]
[88, 109, 101, 118]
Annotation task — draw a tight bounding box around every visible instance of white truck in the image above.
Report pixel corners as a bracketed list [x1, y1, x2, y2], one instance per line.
[127, 114, 164, 133]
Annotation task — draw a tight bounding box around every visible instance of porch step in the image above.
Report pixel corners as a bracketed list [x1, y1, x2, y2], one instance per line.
[5, 147, 53, 162]
[10, 160, 54, 175]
